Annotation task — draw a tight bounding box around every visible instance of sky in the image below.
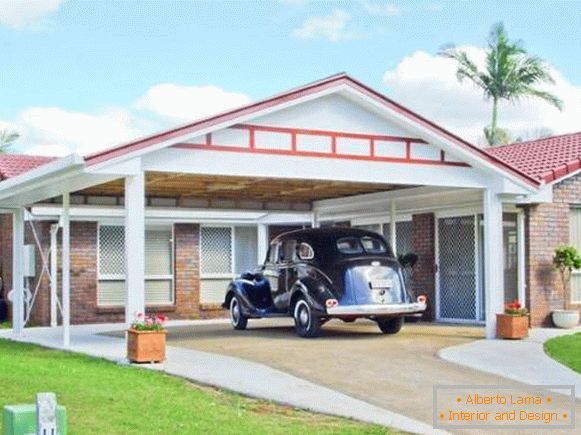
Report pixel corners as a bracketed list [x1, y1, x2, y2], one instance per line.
[1, 0, 581, 156]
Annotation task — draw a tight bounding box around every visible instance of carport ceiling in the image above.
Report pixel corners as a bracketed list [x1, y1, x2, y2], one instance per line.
[78, 172, 405, 203]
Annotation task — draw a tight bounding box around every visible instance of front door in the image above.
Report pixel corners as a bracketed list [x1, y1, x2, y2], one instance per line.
[437, 215, 479, 322]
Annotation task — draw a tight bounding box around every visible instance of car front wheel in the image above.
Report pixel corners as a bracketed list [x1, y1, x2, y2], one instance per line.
[230, 296, 248, 330]
[376, 317, 403, 334]
[293, 298, 321, 338]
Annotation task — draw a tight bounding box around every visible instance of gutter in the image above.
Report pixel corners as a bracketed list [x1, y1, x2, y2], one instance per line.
[0, 154, 86, 202]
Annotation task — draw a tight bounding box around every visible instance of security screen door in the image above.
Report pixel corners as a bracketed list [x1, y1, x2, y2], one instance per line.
[437, 215, 480, 322]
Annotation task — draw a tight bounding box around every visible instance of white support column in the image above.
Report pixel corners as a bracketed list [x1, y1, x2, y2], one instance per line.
[517, 211, 526, 305]
[311, 211, 319, 228]
[62, 193, 71, 348]
[125, 171, 145, 325]
[12, 208, 25, 337]
[390, 200, 397, 255]
[483, 189, 504, 339]
[257, 224, 269, 265]
[50, 224, 59, 327]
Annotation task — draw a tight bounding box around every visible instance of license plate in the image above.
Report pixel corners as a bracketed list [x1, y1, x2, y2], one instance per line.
[371, 278, 393, 289]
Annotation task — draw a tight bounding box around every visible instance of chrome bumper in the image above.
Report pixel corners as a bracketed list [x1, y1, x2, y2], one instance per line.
[326, 302, 427, 317]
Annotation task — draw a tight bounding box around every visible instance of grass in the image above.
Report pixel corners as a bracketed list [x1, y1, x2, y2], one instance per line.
[0, 321, 11, 329]
[544, 332, 581, 374]
[0, 339, 395, 434]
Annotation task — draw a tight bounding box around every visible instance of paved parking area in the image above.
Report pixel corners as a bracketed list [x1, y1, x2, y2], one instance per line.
[164, 319, 528, 426]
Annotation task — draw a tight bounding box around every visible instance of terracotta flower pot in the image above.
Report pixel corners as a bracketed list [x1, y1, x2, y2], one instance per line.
[127, 329, 167, 363]
[496, 314, 529, 339]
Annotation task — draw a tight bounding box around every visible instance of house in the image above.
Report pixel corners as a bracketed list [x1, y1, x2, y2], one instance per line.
[0, 74, 578, 344]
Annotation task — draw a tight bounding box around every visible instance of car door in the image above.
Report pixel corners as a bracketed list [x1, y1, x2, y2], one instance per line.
[271, 239, 297, 310]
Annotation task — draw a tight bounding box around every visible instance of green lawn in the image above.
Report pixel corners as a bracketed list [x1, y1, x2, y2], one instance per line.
[544, 332, 581, 373]
[0, 340, 395, 434]
[0, 322, 11, 329]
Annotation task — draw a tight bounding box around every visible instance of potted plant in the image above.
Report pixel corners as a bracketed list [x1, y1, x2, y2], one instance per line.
[552, 246, 581, 328]
[496, 300, 529, 339]
[127, 312, 168, 363]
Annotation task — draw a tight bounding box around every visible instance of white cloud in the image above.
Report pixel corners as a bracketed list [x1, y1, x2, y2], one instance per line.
[15, 107, 145, 156]
[0, 0, 64, 30]
[362, 1, 402, 17]
[135, 84, 252, 122]
[382, 47, 581, 145]
[291, 9, 363, 42]
[2, 83, 252, 156]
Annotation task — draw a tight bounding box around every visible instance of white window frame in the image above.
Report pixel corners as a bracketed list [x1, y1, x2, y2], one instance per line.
[569, 206, 581, 303]
[97, 223, 175, 307]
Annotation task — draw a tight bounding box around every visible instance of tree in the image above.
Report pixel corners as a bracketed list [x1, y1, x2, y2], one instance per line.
[0, 129, 19, 153]
[441, 22, 563, 146]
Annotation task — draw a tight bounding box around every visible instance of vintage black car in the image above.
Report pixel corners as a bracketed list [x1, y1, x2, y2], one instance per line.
[222, 227, 426, 338]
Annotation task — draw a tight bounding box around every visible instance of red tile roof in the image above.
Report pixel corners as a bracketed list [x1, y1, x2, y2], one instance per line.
[487, 131, 581, 183]
[0, 154, 55, 181]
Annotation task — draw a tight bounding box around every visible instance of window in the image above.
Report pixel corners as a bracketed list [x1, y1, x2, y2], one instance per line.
[569, 208, 581, 303]
[361, 236, 387, 254]
[337, 237, 363, 254]
[98, 225, 174, 306]
[281, 240, 297, 263]
[297, 242, 314, 260]
[200, 226, 258, 303]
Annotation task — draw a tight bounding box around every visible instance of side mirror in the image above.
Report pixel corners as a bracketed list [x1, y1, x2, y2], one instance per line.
[398, 252, 418, 269]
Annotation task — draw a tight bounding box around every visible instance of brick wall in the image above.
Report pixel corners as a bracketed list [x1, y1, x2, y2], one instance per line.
[525, 173, 581, 326]
[2, 220, 226, 326]
[411, 213, 436, 320]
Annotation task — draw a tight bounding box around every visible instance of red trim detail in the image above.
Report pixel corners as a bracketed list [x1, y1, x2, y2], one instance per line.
[232, 123, 426, 144]
[405, 141, 411, 160]
[173, 142, 470, 167]
[249, 127, 255, 150]
[205, 133, 212, 146]
[291, 132, 297, 152]
[370, 139, 375, 158]
[440, 150, 445, 162]
[331, 136, 337, 154]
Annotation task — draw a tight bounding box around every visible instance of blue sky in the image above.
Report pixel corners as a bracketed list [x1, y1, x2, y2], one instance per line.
[1, 0, 581, 155]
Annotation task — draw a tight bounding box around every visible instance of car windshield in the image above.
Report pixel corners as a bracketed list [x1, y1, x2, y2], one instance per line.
[336, 236, 387, 255]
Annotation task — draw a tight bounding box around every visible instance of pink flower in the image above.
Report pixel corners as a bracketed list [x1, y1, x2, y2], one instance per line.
[145, 318, 154, 327]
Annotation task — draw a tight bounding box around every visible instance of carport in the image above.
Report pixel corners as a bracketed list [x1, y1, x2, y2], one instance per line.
[0, 74, 545, 345]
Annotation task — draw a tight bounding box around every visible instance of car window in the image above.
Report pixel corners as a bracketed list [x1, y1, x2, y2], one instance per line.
[337, 237, 364, 254]
[281, 240, 297, 263]
[297, 242, 315, 260]
[361, 236, 387, 254]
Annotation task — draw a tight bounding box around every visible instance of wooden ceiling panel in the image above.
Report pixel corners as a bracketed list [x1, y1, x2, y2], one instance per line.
[78, 172, 401, 203]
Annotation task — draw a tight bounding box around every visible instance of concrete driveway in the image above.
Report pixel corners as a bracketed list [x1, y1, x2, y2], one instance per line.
[164, 319, 528, 426]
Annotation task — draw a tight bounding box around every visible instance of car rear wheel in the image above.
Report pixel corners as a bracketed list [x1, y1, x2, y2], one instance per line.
[230, 296, 248, 330]
[293, 299, 321, 338]
[376, 317, 403, 334]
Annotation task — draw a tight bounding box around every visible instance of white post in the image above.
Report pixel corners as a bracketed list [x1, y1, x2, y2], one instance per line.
[390, 200, 397, 255]
[257, 224, 269, 266]
[62, 193, 71, 348]
[125, 171, 145, 326]
[517, 211, 526, 305]
[50, 224, 58, 327]
[483, 189, 504, 339]
[12, 208, 25, 336]
[311, 211, 319, 228]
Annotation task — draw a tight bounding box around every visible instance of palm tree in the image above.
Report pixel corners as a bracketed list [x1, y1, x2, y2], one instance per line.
[441, 22, 563, 146]
[0, 129, 19, 153]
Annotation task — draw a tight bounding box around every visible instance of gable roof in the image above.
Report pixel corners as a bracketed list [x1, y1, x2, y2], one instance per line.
[0, 154, 55, 181]
[488, 131, 581, 184]
[82, 73, 540, 188]
[0, 74, 546, 190]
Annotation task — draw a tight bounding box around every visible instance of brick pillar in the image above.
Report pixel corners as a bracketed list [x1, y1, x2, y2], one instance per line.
[411, 213, 436, 320]
[525, 203, 569, 327]
[70, 222, 99, 324]
[174, 223, 200, 318]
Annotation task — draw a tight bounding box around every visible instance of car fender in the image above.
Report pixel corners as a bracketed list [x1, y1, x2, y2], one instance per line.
[223, 280, 255, 314]
[289, 277, 332, 315]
